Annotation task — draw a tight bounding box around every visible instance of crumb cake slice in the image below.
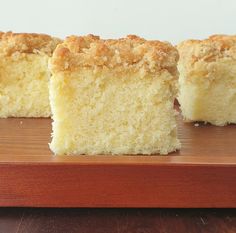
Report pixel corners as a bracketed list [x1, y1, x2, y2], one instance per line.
[0, 32, 61, 117]
[49, 35, 180, 155]
[178, 35, 236, 126]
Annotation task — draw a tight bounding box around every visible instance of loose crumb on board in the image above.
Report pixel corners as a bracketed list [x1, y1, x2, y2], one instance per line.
[194, 123, 199, 127]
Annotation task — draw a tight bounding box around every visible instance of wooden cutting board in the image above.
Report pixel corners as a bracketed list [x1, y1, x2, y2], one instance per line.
[0, 115, 236, 207]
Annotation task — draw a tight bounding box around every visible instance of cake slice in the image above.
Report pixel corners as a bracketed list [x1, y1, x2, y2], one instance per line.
[177, 35, 236, 126]
[49, 35, 180, 155]
[0, 32, 61, 117]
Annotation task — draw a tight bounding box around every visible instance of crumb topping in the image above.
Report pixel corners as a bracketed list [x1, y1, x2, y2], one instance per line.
[178, 34, 236, 66]
[0, 32, 62, 56]
[50, 34, 178, 74]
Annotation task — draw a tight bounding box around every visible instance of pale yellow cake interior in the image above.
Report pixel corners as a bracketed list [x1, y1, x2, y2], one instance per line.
[0, 54, 51, 117]
[178, 35, 236, 126]
[0, 32, 61, 118]
[178, 54, 236, 126]
[50, 69, 180, 155]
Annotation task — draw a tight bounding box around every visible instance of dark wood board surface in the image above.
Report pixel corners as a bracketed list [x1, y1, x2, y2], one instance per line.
[0, 115, 236, 207]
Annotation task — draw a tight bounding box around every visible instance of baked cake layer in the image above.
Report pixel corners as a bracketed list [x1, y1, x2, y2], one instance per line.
[178, 35, 236, 126]
[49, 35, 180, 155]
[0, 32, 61, 118]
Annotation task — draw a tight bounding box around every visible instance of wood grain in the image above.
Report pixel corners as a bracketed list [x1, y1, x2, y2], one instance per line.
[0, 115, 236, 207]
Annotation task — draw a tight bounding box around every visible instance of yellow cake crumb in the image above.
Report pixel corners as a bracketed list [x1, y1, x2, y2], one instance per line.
[49, 35, 180, 155]
[178, 35, 236, 126]
[0, 32, 61, 118]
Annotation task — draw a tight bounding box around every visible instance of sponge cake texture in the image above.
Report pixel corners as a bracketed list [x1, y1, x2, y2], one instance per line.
[49, 35, 180, 155]
[0, 32, 61, 117]
[177, 35, 236, 126]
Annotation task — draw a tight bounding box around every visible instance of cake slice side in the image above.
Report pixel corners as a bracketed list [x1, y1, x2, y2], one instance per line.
[0, 32, 62, 118]
[177, 35, 236, 126]
[49, 35, 180, 155]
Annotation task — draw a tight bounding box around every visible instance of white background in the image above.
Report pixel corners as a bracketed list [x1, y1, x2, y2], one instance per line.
[0, 0, 235, 44]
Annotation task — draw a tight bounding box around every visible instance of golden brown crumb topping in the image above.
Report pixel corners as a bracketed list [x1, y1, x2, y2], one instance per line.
[50, 34, 179, 74]
[178, 34, 236, 66]
[0, 32, 62, 56]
